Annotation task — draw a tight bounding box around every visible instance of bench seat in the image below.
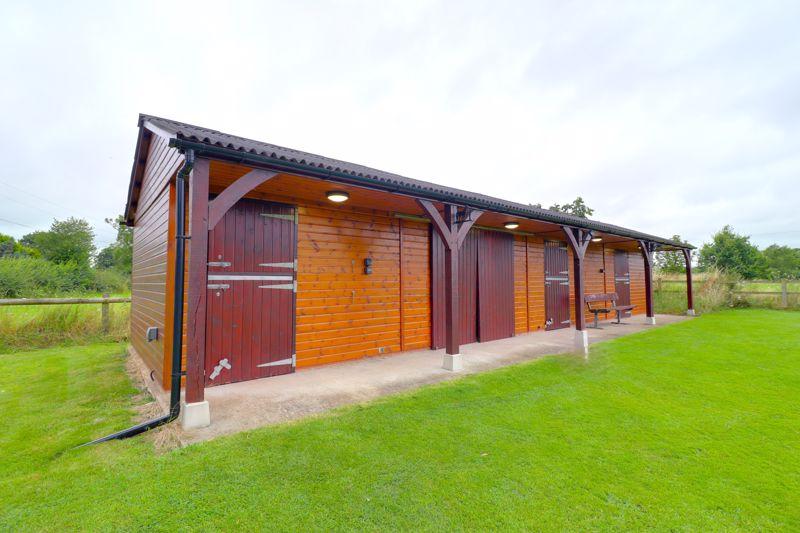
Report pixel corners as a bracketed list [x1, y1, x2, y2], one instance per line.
[584, 293, 635, 328]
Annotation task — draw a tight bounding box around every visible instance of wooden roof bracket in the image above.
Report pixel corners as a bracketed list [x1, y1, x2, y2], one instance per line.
[638, 240, 658, 266]
[207, 169, 278, 231]
[416, 199, 483, 249]
[561, 226, 593, 261]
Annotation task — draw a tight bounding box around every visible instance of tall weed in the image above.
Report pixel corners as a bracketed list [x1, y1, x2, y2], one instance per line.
[0, 304, 129, 352]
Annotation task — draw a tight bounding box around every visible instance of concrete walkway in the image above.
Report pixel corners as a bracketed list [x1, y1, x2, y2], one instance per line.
[177, 314, 688, 443]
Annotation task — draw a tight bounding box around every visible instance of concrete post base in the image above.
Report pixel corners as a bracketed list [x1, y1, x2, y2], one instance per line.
[181, 400, 211, 429]
[687, 309, 696, 316]
[645, 316, 656, 325]
[574, 330, 589, 356]
[442, 353, 463, 371]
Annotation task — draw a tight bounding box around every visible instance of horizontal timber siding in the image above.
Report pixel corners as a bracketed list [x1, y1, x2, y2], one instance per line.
[513, 236, 528, 334]
[295, 204, 421, 367]
[526, 236, 546, 332]
[130, 136, 183, 385]
[628, 252, 646, 316]
[400, 219, 431, 351]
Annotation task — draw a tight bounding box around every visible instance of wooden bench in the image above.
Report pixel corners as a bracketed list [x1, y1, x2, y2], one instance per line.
[584, 293, 635, 328]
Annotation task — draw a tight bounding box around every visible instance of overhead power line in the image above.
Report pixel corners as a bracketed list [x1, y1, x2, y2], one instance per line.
[0, 178, 81, 215]
[0, 217, 34, 229]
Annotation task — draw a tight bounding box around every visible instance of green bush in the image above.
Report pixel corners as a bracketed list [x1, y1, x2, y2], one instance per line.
[91, 268, 130, 294]
[0, 257, 128, 298]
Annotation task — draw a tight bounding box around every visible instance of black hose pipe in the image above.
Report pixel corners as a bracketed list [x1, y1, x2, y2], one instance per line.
[78, 150, 194, 447]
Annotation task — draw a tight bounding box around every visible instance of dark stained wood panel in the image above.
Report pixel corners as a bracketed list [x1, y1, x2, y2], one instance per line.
[544, 240, 570, 330]
[130, 137, 183, 388]
[478, 230, 515, 342]
[205, 199, 296, 386]
[431, 228, 479, 348]
[614, 250, 632, 318]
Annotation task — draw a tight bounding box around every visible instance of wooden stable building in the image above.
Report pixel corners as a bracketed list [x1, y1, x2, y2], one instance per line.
[124, 114, 694, 428]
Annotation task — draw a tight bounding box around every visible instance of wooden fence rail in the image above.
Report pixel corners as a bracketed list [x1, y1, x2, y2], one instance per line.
[0, 295, 132, 333]
[656, 279, 799, 308]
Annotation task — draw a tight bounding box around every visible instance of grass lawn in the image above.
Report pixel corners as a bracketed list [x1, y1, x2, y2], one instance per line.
[1, 309, 798, 531]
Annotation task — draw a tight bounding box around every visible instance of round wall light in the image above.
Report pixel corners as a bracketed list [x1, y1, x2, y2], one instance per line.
[326, 191, 350, 203]
[503, 221, 520, 230]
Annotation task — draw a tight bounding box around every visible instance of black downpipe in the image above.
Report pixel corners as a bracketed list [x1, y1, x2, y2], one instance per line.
[78, 150, 194, 447]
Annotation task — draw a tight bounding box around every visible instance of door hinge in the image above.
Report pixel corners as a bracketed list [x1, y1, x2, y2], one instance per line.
[260, 213, 295, 222]
[257, 280, 296, 292]
[209, 358, 231, 380]
[258, 262, 294, 269]
[257, 354, 296, 368]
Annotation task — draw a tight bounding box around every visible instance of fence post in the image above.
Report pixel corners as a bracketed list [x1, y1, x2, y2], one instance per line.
[781, 281, 788, 308]
[101, 293, 110, 334]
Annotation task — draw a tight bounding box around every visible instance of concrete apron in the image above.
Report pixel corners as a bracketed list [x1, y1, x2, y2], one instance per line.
[160, 313, 688, 444]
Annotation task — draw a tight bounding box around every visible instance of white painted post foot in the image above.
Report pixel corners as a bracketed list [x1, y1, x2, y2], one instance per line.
[574, 330, 589, 357]
[442, 353, 463, 371]
[180, 400, 211, 429]
[645, 316, 656, 325]
[687, 309, 696, 316]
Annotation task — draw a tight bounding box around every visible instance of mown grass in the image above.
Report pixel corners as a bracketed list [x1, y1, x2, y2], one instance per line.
[0, 297, 129, 352]
[1, 310, 798, 531]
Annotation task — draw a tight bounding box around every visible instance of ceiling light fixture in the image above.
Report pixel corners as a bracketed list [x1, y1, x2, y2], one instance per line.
[591, 237, 602, 242]
[326, 191, 350, 203]
[503, 222, 520, 230]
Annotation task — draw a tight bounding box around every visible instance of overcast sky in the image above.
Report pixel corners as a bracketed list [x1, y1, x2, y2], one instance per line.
[1, 0, 798, 250]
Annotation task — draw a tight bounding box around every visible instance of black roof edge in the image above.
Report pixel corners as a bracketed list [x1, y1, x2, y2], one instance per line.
[123, 120, 148, 226]
[168, 137, 693, 250]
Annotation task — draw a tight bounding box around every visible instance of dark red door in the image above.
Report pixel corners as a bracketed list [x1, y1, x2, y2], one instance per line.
[544, 240, 570, 330]
[477, 229, 514, 342]
[431, 228, 478, 348]
[614, 250, 632, 317]
[431, 228, 515, 347]
[205, 199, 297, 386]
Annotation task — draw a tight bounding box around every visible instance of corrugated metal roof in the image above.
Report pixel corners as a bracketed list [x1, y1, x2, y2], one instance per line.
[137, 113, 691, 249]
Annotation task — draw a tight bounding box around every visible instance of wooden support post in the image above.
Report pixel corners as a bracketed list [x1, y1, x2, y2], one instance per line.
[101, 293, 110, 334]
[781, 280, 788, 308]
[185, 158, 210, 404]
[562, 226, 592, 355]
[682, 248, 695, 315]
[442, 205, 460, 358]
[639, 241, 656, 324]
[417, 199, 482, 369]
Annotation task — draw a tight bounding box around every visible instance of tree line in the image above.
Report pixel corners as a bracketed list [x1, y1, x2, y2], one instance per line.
[656, 225, 800, 279]
[0, 216, 132, 297]
[1, 201, 798, 298]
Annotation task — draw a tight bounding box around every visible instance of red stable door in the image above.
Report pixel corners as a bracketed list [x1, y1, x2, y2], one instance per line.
[544, 240, 570, 330]
[205, 199, 297, 387]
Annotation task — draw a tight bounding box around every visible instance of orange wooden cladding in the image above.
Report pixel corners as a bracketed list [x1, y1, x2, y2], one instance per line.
[526, 237, 546, 332]
[628, 252, 647, 314]
[293, 204, 432, 367]
[130, 149, 657, 394]
[513, 236, 528, 334]
[400, 219, 432, 351]
[187, 161, 646, 379]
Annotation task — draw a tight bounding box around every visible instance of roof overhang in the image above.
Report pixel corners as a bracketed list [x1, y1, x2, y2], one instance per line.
[125, 114, 693, 250]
